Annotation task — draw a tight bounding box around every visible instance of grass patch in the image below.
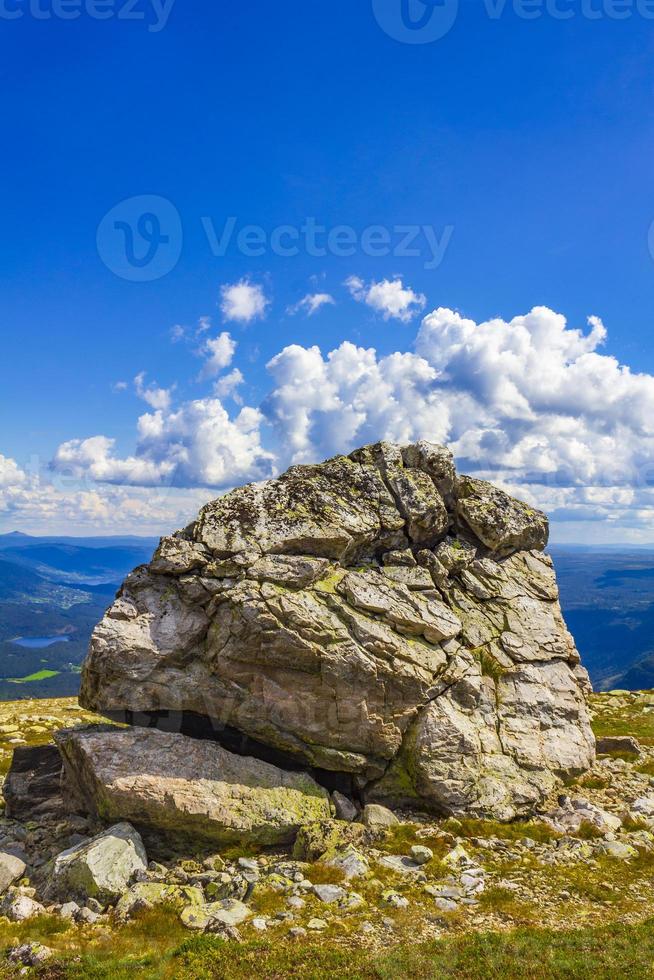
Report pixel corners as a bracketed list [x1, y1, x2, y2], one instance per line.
[376, 823, 452, 861]
[590, 697, 654, 747]
[8, 669, 60, 684]
[41, 918, 654, 979]
[305, 863, 347, 886]
[598, 749, 640, 763]
[636, 759, 654, 777]
[572, 820, 605, 841]
[573, 773, 611, 790]
[443, 818, 559, 845]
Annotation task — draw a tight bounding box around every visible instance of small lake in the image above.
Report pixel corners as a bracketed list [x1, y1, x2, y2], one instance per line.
[10, 636, 71, 649]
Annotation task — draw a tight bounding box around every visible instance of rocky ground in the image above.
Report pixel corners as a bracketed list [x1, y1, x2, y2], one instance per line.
[0, 693, 652, 976]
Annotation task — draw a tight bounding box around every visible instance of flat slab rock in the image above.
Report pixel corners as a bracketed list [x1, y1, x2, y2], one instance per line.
[55, 726, 331, 847]
[78, 440, 596, 821]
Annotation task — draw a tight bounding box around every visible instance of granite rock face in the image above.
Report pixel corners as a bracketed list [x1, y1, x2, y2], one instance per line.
[80, 441, 595, 820]
[56, 726, 331, 847]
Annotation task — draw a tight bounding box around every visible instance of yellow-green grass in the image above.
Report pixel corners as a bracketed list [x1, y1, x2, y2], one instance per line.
[8, 669, 60, 684]
[17, 914, 654, 979]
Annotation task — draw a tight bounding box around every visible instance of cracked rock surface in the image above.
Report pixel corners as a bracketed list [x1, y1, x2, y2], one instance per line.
[80, 441, 595, 820]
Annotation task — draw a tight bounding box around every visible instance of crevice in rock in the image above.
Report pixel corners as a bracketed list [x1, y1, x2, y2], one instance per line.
[104, 709, 360, 799]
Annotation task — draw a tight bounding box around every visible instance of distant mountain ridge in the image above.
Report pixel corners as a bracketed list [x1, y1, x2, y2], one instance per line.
[0, 534, 158, 700]
[1, 533, 654, 696]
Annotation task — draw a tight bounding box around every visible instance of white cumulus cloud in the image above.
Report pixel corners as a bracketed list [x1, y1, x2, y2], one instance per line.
[220, 279, 269, 324]
[134, 373, 174, 412]
[52, 398, 274, 490]
[287, 293, 335, 317]
[345, 276, 426, 322]
[0, 455, 26, 489]
[198, 331, 237, 380]
[43, 300, 654, 542]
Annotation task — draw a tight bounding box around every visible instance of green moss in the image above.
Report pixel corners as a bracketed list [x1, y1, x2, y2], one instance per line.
[313, 569, 346, 595]
[471, 646, 506, 682]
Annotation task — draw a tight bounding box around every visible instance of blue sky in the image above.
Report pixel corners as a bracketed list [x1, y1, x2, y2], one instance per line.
[2, 0, 654, 540]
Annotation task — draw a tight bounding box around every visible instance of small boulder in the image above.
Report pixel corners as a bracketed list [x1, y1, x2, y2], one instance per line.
[45, 822, 147, 904]
[2, 895, 45, 921]
[324, 845, 369, 879]
[541, 798, 622, 836]
[362, 804, 399, 829]
[115, 882, 204, 919]
[332, 791, 358, 822]
[292, 820, 365, 861]
[312, 884, 346, 904]
[59, 901, 81, 920]
[180, 898, 251, 932]
[8, 943, 53, 966]
[0, 847, 27, 894]
[596, 736, 642, 757]
[410, 845, 433, 866]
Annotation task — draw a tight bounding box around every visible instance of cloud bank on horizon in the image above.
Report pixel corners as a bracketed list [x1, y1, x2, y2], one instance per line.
[3, 277, 654, 542]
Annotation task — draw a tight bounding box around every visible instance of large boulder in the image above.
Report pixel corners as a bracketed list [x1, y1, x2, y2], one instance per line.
[55, 726, 331, 847]
[79, 441, 595, 820]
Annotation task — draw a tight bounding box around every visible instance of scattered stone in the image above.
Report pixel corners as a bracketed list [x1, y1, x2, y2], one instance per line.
[410, 845, 434, 866]
[313, 883, 346, 904]
[306, 917, 327, 931]
[8, 943, 53, 966]
[181, 899, 251, 932]
[382, 889, 409, 909]
[2, 895, 45, 921]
